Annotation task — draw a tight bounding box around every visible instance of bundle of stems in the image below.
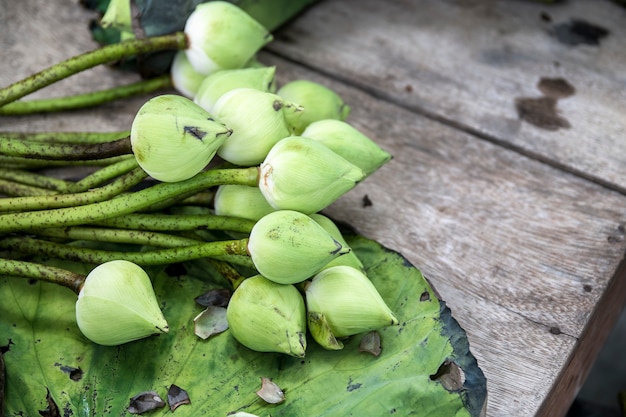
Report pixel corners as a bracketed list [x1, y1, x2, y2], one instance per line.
[0, 32, 258, 292]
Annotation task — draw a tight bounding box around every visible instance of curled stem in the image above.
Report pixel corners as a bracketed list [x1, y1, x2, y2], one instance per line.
[0, 258, 84, 294]
[0, 167, 147, 212]
[0, 32, 187, 106]
[0, 236, 250, 267]
[0, 75, 172, 115]
[0, 167, 259, 233]
[0, 136, 132, 160]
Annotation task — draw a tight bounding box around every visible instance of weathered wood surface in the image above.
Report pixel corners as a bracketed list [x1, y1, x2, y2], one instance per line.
[269, 0, 626, 193]
[1, 1, 626, 417]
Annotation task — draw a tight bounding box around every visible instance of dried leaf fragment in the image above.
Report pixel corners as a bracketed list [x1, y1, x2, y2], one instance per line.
[359, 331, 382, 356]
[128, 391, 166, 414]
[194, 288, 231, 307]
[193, 306, 229, 339]
[255, 377, 285, 404]
[168, 384, 191, 411]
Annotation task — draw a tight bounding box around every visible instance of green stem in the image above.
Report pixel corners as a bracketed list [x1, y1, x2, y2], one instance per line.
[0, 75, 172, 115]
[0, 167, 259, 232]
[207, 259, 246, 289]
[0, 32, 188, 106]
[30, 226, 202, 248]
[0, 179, 58, 197]
[96, 213, 256, 234]
[0, 167, 73, 192]
[0, 167, 147, 212]
[0, 258, 84, 294]
[0, 154, 132, 168]
[0, 130, 130, 144]
[0, 236, 250, 267]
[0, 136, 131, 160]
[68, 156, 138, 192]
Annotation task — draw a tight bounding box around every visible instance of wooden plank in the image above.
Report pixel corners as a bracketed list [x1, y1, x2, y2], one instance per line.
[2, 1, 626, 416]
[268, 0, 626, 192]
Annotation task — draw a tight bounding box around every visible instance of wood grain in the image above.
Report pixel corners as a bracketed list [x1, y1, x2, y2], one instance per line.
[2, 1, 626, 416]
[268, 0, 626, 193]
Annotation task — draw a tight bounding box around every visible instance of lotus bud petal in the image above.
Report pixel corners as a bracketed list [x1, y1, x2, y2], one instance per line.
[100, 0, 134, 41]
[184, 1, 272, 74]
[307, 311, 344, 350]
[130, 94, 232, 182]
[259, 136, 366, 214]
[214, 184, 275, 221]
[213, 88, 303, 166]
[305, 266, 398, 339]
[277, 80, 350, 134]
[301, 119, 392, 176]
[171, 50, 210, 99]
[75, 260, 169, 346]
[194, 66, 277, 113]
[309, 213, 364, 270]
[226, 275, 306, 357]
[248, 210, 349, 284]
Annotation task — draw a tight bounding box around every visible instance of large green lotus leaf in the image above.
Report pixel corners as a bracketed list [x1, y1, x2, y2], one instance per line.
[1, 234, 486, 416]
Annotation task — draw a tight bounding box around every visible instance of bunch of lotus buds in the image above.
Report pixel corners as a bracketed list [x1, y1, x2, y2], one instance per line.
[71, 1, 397, 353]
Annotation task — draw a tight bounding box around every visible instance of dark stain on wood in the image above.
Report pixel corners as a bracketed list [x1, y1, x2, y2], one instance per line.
[552, 19, 610, 46]
[515, 77, 575, 131]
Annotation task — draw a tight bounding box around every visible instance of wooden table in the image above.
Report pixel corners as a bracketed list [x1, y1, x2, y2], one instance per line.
[2, 0, 626, 416]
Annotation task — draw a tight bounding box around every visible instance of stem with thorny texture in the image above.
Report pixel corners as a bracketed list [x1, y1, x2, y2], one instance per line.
[0, 75, 172, 115]
[96, 213, 256, 234]
[0, 167, 73, 193]
[0, 167, 259, 233]
[0, 130, 130, 144]
[30, 226, 203, 248]
[0, 32, 187, 106]
[0, 236, 250, 267]
[0, 136, 132, 160]
[0, 258, 84, 294]
[0, 167, 147, 212]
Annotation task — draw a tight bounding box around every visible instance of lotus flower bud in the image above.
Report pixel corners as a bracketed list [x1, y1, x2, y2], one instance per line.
[99, 0, 134, 41]
[301, 120, 392, 176]
[305, 266, 398, 342]
[248, 210, 350, 284]
[171, 50, 210, 99]
[194, 66, 277, 114]
[130, 94, 232, 182]
[213, 88, 303, 166]
[226, 275, 306, 357]
[309, 213, 363, 270]
[184, 1, 272, 75]
[277, 80, 350, 134]
[75, 260, 169, 346]
[259, 136, 365, 214]
[214, 184, 275, 221]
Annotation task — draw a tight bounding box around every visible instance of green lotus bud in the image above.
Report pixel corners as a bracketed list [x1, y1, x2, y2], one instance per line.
[214, 184, 275, 221]
[259, 136, 366, 214]
[130, 94, 232, 182]
[309, 213, 363, 270]
[194, 66, 277, 114]
[184, 1, 272, 75]
[277, 80, 350, 134]
[301, 120, 392, 176]
[213, 88, 303, 166]
[171, 50, 210, 99]
[75, 260, 169, 346]
[248, 210, 350, 284]
[226, 275, 306, 357]
[305, 266, 398, 341]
